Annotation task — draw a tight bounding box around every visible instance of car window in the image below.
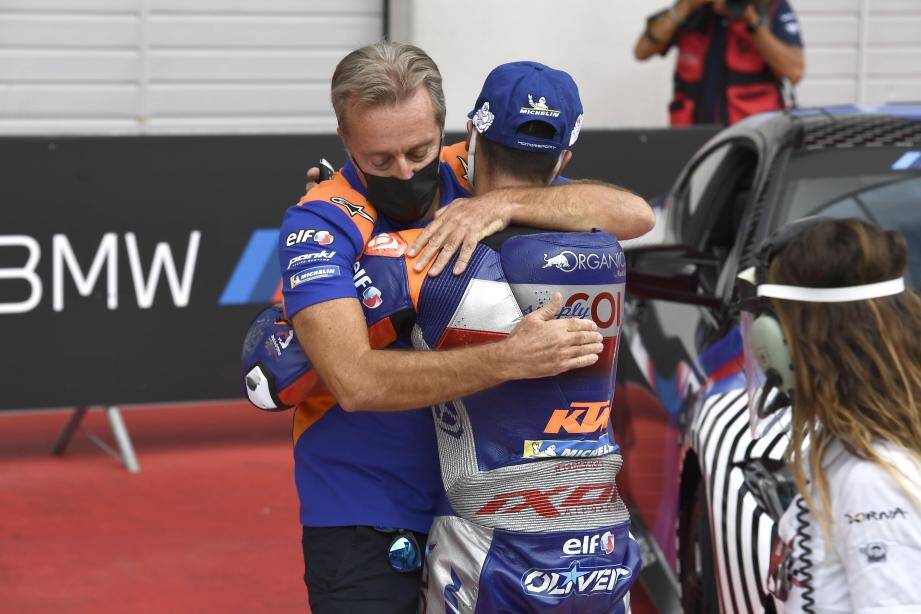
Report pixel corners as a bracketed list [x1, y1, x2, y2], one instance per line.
[687, 144, 734, 217]
[780, 148, 921, 289]
[813, 176, 921, 287]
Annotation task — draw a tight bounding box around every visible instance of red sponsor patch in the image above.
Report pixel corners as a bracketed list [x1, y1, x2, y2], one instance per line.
[364, 232, 407, 258]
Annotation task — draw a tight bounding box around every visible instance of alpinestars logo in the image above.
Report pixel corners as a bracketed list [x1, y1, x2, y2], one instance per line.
[330, 196, 373, 223]
[521, 562, 631, 598]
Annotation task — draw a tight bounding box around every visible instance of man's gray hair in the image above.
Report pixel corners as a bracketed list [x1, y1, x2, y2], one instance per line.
[331, 41, 446, 130]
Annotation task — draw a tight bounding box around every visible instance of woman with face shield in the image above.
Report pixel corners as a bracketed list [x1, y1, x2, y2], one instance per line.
[739, 217, 921, 613]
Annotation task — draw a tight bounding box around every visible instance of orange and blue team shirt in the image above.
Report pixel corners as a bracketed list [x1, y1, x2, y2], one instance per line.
[277, 142, 471, 533]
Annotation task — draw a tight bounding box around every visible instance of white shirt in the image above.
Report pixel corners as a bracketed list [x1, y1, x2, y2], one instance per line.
[776, 439, 921, 613]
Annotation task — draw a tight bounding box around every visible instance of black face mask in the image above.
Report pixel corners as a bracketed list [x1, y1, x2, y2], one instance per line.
[354, 154, 440, 225]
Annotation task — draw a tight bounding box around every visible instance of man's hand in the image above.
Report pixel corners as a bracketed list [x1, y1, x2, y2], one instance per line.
[496, 293, 603, 380]
[303, 166, 321, 196]
[407, 194, 512, 276]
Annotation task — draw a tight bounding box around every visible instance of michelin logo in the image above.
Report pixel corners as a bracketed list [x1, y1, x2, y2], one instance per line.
[472, 101, 494, 133]
[521, 94, 560, 118]
[290, 265, 339, 289]
[522, 562, 631, 597]
[523, 433, 616, 459]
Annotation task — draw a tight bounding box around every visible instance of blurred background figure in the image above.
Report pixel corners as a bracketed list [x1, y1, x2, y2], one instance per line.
[634, 0, 804, 126]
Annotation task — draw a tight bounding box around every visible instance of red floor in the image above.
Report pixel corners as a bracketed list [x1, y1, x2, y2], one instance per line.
[1, 403, 658, 613]
[0, 403, 305, 613]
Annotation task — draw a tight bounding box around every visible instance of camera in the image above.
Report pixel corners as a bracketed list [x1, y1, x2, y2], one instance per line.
[725, 0, 754, 19]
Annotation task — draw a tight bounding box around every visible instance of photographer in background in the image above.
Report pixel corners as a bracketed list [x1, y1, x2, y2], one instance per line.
[634, 0, 804, 126]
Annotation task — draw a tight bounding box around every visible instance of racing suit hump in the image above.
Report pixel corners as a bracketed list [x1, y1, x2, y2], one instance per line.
[411, 229, 629, 532]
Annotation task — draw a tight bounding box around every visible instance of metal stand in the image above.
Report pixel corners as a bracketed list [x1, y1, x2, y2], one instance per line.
[52, 405, 140, 473]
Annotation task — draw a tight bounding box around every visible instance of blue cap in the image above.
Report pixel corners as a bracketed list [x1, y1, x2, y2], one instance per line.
[467, 61, 584, 154]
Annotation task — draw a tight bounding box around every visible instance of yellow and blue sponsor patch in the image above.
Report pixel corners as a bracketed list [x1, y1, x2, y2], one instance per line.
[523, 433, 616, 459]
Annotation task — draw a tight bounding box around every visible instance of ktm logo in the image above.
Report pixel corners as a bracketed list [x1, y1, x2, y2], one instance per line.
[475, 483, 617, 518]
[544, 401, 611, 434]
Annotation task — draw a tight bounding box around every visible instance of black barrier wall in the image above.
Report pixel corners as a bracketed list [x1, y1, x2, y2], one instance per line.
[0, 128, 718, 411]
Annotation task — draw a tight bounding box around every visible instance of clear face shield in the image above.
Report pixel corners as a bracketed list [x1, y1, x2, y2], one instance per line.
[737, 264, 906, 439]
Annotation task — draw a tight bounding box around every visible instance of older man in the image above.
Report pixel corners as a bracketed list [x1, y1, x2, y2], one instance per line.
[277, 42, 652, 612]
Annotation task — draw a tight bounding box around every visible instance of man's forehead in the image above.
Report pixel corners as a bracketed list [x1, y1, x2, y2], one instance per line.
[363, 136, 438, 158]
[345, 87, 441, 153]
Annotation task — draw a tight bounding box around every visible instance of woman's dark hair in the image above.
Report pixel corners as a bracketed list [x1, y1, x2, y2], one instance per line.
[769, 218, 921, 534]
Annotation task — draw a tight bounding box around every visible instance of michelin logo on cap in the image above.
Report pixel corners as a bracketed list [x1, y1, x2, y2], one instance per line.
[521, 94, 560, 118]
[473, 101, 494, 132]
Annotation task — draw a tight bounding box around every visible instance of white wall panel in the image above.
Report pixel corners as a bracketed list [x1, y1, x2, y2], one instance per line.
[149, 50, 340, 82]
[867, 49, 921, 76]
[807, 48, 859, 76]
[865, 79, 921, 104]
[0, 0, 382, 134]
[867, 16, 921, 45]
[145, 115, 336, 134]
[0, 0, 916, 133]
[148, 83, 330, 116]
[147, 15, 381, 48]
[0, 0, 137, 12]
[0, 14, 138, 48]
[797, 0, 921, 110]
[872, 0, 921, 12]
[150, 0, 379, 14]
[798, 15, 860, 45]
[0, 84, 138, 116]
[794, 0, 860, 11]
[796, 79, 858, 106]
[0, 50, 138, 82]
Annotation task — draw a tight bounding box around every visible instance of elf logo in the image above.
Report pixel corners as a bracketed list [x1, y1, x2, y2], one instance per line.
[562, 531, 616, 557]
[285, 228, 334, 247]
